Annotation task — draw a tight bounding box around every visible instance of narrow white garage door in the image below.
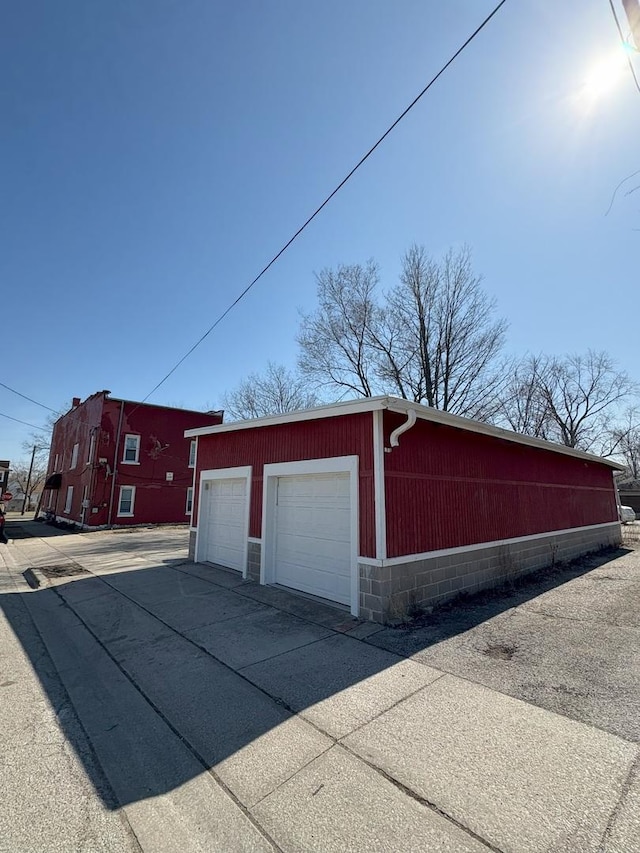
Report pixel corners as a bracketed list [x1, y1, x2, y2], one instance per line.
[274, 472, 351, 604]
[200, 478, 247, 571]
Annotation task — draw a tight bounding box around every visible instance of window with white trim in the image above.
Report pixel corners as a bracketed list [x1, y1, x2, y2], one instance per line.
[64, 486, 73, 514]
[188, 439, 196, 467]
[87, 432, 96, 464]
[117, 486, 136, 517]
[186, 486, 193, 515]
[122, 434, 140, 464]
[70, 443, 79, 469]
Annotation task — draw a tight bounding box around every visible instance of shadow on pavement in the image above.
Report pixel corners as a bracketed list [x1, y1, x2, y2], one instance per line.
[0, 542, 635, 811]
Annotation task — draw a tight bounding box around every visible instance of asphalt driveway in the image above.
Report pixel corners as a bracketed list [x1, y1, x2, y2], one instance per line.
[1, 518, 639, 852]
[368, 532, 640, 743]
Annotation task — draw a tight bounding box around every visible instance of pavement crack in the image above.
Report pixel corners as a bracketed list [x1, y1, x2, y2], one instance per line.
[339, 740, 505, 853]
[597, 750, 640, 852]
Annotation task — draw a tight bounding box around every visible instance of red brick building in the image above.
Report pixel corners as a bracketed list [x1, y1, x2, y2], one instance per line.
[42, 391, 222, 529]
[186, 397, 623, 623]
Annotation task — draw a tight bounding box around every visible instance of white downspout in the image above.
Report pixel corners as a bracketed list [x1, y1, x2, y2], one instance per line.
[387, 409, 417, 450]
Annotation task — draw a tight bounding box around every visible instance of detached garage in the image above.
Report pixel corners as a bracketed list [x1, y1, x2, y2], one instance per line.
[186, 397, 623, 623]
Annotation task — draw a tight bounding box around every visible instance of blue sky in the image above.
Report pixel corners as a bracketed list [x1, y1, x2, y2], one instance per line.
[2, 0, 639, 464]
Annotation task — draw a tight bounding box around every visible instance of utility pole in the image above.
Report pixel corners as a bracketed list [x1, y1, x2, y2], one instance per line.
[622, 0, 640, 49]
[21, 445, 36, 516]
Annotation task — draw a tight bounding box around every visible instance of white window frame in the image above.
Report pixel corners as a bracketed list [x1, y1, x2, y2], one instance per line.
[70, 443, 79, 470]
[260, 455, 360, 617]
[87, 431, 96, 465]
[117, 485, 136, 517]
[122, 434, 140, 465]
[188, 439, 197, 468]
[64, 485, 73, 514]
[186, 486, 193, 515]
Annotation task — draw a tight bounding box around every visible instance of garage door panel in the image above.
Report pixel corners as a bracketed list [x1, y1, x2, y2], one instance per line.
[276, 533, 350, 567]
[274, 472, 352, 605]
[276, 562, 351, 603]
[277, 509, 349, 542]
[201, 476, 247, 572]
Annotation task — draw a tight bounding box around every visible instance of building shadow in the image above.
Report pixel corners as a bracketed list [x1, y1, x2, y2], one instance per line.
[0, 542, 634, 811]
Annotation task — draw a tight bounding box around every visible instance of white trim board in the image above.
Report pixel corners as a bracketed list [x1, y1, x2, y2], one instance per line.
[196, 466, 252, 578]
[260, 455, 360, 617]
[357, 521, 621, 567]
[372, 409, 387, 561]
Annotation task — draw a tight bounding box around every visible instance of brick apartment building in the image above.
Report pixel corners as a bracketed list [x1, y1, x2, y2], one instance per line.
[42, 390, 222, 528]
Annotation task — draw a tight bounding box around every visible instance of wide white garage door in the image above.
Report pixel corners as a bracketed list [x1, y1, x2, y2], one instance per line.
[200, 478, 247, 571]
[274, 472, 351, 604]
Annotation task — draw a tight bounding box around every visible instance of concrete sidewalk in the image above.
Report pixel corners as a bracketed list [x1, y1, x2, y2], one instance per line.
[1, 521, 639, 852]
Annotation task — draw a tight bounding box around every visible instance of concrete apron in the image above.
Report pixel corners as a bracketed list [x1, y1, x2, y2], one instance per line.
[2, 528, 639, 853]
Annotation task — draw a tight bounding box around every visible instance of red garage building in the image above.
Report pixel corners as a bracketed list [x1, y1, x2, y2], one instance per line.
[186, 397, 623, 623]
[42, 391, 222, 529]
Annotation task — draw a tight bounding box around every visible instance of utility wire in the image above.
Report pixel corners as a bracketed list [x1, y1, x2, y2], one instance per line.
[139, 0, 509, 405]
[0, 411, 48, 431]
[0, 381, 59, 414]
[605, 167, 640, 214]
[608, 0, 640, 94]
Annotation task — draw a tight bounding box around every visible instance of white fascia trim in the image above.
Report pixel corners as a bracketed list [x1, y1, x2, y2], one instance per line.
[196, 465, 252, 578]
[184, 394, 624, 471]
[372, 410, 386, 561]
[185, 398, 386, 437]
[260, 455, 360, 617]
[357, 521, 621, 568]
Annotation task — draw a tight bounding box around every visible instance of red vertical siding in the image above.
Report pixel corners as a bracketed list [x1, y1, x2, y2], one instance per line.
[383, 411, 618, 558]
[194, 412, 376, 558]
[45, 394, 221, 527]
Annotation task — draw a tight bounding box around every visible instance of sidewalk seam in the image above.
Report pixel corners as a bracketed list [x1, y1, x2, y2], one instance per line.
[50, 587, 284, 853]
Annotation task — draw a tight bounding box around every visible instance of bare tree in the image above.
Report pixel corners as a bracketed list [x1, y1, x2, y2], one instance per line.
[378, 246, 507, 418]
[497, 351, 637, 453]
[538, 351, 636, 451]
[298, 246, 507, 420]
[607, 408, 640, 477]
[495, 355, 552, 439]
[224, 362, 320, 421]
[9, 458, 48, 508]
[298, 262, 380, 398]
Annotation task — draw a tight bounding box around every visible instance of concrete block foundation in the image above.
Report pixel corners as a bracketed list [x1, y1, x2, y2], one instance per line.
[359, 523, 621, 624]
[247, 541, 261, 582]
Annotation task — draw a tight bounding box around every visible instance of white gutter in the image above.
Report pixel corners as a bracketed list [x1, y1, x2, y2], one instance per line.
[388, 408, 417, 450]
[184, 394, 625, 472]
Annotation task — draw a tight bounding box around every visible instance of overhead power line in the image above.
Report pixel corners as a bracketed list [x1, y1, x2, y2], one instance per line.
[0, 381, 59, 414]
[139, 0, 509, 405]
[0, 411, 48, 431]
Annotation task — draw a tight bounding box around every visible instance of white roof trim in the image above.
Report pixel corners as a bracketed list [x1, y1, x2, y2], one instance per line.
[184, 395, 624, 471]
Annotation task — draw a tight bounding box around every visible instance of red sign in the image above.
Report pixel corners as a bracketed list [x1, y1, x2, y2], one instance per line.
[2, 492, 13, 502]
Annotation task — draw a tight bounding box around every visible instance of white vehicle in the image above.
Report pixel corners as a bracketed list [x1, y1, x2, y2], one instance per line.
[620, 505, 636, 524]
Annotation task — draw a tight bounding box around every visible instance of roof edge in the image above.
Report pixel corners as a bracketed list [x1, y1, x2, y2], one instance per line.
[184, 395, 624, 470]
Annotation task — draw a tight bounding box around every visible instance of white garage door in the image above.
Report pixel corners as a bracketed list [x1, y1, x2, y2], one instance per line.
[274, 472, 351, 604]
[200, 478, 247, 571]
